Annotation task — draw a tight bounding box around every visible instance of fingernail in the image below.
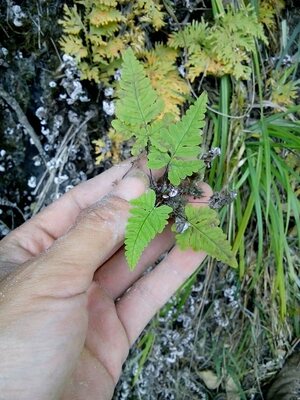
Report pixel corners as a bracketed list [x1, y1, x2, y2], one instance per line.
[113, 170, 149, 201]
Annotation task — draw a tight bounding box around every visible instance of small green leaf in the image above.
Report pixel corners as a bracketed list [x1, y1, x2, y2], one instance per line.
[125, 189, 172, 270]
[112, 48, 164, 150]
[175, 205, 238, 268]
[148, 92, 207, 185]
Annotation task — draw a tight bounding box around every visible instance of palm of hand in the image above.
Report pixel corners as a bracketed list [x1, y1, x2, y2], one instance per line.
[0, 233, 128, 400]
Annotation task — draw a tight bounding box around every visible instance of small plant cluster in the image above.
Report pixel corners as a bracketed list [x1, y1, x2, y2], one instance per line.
[268, 65, 300, 107]
[168, 4, 267, 80]
[112, 49, 237, 270]
[59, 0, 189, 117]
[59, 1, 268, 103]
[259, 0, 285, 30]
[59, 1, 268, 83]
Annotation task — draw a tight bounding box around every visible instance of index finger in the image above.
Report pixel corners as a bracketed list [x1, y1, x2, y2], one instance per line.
[27, 171, 149, 297]
[19, 160, 136, 240]
[0, 160, 138, 265]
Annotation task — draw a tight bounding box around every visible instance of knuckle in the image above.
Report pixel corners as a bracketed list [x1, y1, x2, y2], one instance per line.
[76, 195, 129, 230]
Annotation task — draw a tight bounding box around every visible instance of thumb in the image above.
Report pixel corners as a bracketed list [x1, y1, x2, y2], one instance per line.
[28, 171, 149, 297]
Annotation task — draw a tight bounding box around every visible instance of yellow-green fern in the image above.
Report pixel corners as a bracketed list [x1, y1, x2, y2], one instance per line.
[268, 66, 300, 108]
[169, 5, 267, 81]
[141, 45, 189, 118]
[259, 0, 285, 29]
[59, 0, 166, 83]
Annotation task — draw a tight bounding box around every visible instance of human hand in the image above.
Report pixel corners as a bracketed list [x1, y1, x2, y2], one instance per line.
[0, 160, 212, 400]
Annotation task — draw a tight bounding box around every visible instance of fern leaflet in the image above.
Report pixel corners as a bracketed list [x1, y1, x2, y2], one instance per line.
[60, 5, 85, 35]
[87, 7, 124, 27]
[168, 20, 209, 53]
[175, 205, 237, 268]
[148, 92, 207, 185]
[125, 189, 172, 270]
[59, 36, 88, 61]
[112, 48, 164, 154]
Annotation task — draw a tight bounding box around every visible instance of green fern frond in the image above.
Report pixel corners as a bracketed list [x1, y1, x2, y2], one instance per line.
[59, 5, 85, 35]
[148, 113, 176, 136]
[89, 22, 120, 39]
[259, 0, 285, 29]
[134, 0, 165, 30]
[148, 92, 207, 185]
[140, 8, 164, 30]
[59, 36, 88, 61]
[269, 66, 300, 107]
[175, 205, 237, 268]
[168, 20, 209, 53]
[125, 189, 172, 269]
[79, 62, 101, 81]
[116, 48, 164, 126]
[216, 4, 266, 42]
[112, 48, 164, 150]
[87, 6, 125, 27]
[168, 5, 267, 80]
[210, 5, 267, 79]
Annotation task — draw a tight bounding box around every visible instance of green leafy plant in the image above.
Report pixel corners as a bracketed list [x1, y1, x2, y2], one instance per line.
[259, 0, 285, 30]
[268, 65, 300, 108]
[112, 48, 237, 270]
[168, 4, 267, 80]
[125, 189, 172, 268]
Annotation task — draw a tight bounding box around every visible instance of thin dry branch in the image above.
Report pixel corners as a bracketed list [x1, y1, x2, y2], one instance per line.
[32, 111, 95, 214]
[0, 85, 47, 164]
